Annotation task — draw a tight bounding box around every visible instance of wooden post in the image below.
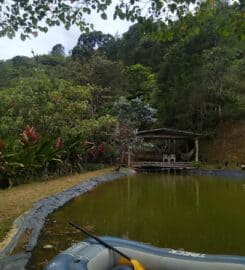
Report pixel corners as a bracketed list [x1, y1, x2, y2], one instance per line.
[195, 138, 199, 162]
[128, 148, 131, 167]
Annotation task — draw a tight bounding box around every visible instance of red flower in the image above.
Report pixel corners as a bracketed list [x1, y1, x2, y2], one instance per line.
[54, 137, 63, 150]
[20, 125, 40, 145]
[25, 126, 39, 141]
[97, 143, 105, 154]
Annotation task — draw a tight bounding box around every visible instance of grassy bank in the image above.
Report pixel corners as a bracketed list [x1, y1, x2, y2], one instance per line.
[0, 167, 114, 247]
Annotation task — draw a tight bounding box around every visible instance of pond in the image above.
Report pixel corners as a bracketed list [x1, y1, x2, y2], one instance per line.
[28, 173, 245, 269]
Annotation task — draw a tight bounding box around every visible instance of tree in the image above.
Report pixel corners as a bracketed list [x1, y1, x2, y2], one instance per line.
[0, 57, 37, 88]
[0, 72, 101, 138]
[84, 54, 125, 92]
[113, 96, 157, 130]
[0, 0, 111, 40]
[51, 44, 65, 56]
[117, 23, 147, 65]
[152, 1, 244, 132]
[71, 31, 114, 60]
[125, 64, 158, 100]
[0, 0, 205, 40]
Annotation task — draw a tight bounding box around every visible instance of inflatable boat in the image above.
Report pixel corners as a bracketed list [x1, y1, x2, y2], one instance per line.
[45, 236, 245, 270]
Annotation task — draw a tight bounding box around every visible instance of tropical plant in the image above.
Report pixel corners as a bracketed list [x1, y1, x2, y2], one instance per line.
[0, 70, 119, 187]
[0, 128, 63, 188]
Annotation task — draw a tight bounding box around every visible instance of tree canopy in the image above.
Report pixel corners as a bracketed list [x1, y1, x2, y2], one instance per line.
[0, 0, 205, 40]
[72, 31, 114, 60]
[51, 44, 65, 56]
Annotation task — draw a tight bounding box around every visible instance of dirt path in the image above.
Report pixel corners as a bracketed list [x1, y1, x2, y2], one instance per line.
[0, 167, 114, 243]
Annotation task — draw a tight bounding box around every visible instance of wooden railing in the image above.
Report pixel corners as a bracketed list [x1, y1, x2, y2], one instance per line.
[131, 161, 193, 169]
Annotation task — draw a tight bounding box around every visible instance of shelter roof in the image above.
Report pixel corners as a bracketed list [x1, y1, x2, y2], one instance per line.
[136, 128, 201, 139]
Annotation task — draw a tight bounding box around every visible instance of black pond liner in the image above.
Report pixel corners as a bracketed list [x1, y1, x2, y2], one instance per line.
[188, 169, 245, 179]
[0, 169, 135, 270]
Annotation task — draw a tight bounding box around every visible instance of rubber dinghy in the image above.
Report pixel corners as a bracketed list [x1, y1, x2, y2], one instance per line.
[45, 236, 245, 270]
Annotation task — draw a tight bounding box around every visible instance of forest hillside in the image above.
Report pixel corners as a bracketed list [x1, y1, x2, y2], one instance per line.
[0, 0, 244, 187]
[201, 121, 245, 167]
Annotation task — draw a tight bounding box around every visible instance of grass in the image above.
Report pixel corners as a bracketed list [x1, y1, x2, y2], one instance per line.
[0, 167, 114, 248]
[0, 222, 12, 243]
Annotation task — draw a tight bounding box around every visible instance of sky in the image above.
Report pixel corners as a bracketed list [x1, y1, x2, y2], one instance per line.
[0, 5, 132, 60]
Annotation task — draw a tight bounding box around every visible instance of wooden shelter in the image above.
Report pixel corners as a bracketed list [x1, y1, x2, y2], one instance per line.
[128, 128, 202, 170]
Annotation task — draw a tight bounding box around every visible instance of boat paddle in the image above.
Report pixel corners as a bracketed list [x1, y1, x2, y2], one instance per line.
[68, 221, 145, 270]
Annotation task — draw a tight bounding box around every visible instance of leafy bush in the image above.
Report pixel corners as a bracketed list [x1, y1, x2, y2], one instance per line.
[0, 73, 118, 188]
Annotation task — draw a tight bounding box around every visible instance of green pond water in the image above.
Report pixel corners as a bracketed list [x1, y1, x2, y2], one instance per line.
[28, 173, 245, 269]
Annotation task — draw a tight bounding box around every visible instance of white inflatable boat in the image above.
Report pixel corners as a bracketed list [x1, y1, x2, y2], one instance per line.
[45, 236, 245, 270]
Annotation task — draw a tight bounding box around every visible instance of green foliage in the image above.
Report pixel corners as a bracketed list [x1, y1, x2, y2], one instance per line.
[192, 161, 202, 168]
[0, 134, 62, 187]
[113, 96, 157, 129]
[80, 54, 126, 98]
[152, 2, 245, 132]
[116, 23, 147, 65]
[0, 57, 37, 88]
[51, 44, 65, 56]
[0, 73, 92, 137]
[71, 31, 114, 61]
[125, 64, 158, 100]
[0, 0, 201, 39]
[0, 221, 12, 241]
[0, 71, 118, 187]
[0, 0, 109, 39]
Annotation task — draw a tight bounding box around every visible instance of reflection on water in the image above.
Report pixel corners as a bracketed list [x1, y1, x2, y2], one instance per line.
[28, 173, 245, 269]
